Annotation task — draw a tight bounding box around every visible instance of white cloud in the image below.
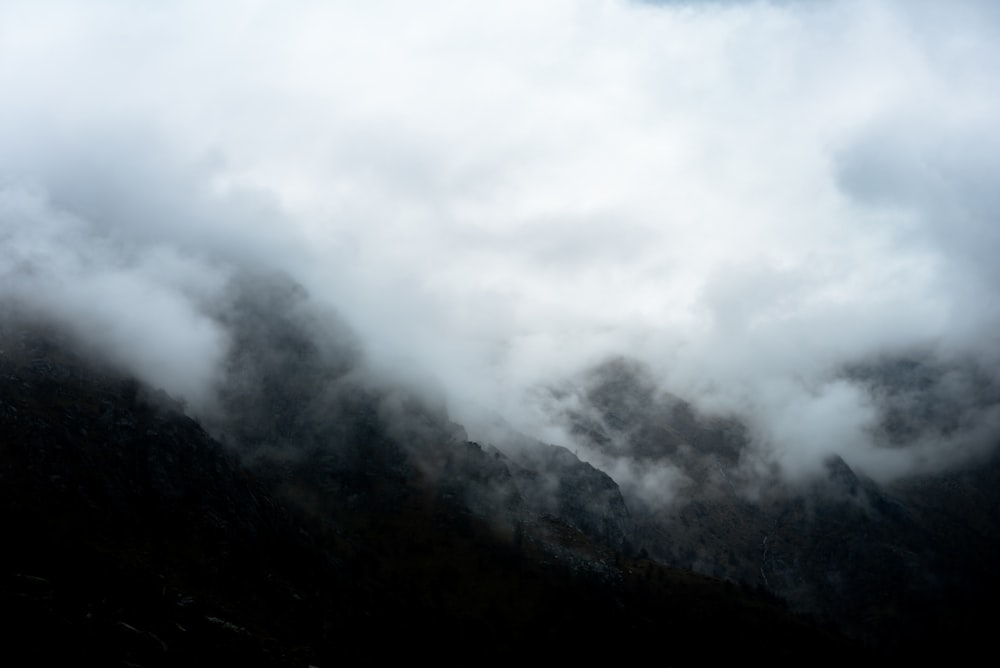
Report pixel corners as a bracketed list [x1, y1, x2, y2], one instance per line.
[1, 0, 999, 481]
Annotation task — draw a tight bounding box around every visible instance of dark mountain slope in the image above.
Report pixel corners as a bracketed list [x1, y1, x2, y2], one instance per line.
[554, 356, 1000, 656]
[0, 308, 861, 664]
[204, 272, 634, 555]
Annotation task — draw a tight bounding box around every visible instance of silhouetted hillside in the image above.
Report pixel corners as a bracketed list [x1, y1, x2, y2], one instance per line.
[0, 307, 861, 664]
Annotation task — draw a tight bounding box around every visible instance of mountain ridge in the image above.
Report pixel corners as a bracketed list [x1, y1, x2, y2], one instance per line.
[1, 305, 863, 663]
[4, 278, 1000, 660]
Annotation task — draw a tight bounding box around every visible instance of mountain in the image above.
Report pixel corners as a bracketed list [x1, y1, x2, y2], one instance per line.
[5, 269, 998, 662]
[553, 356, 1000, 656]
[0, 299, 860, 664]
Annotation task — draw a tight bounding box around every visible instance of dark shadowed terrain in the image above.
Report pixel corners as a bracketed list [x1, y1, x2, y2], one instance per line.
[2, 281, 998, 664]
[0, 302, 862, 665]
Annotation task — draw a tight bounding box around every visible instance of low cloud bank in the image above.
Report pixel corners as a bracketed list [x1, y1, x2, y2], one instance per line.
[2, 0, 1000, 492]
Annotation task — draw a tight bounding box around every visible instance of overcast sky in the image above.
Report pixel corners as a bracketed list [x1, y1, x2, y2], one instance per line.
[2, 0, 999, 483]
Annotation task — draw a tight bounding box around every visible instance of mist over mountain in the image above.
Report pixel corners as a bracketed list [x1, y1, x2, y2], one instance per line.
[5, 289, 878, 663]
[2, 0, 1000, 660]
[535, 355, 1000, 651]
[3, 270, 998, 660]
[4, 0, 1000, 487]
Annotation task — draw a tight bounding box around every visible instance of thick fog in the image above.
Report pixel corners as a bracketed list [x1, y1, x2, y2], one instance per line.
[2, 0, 999, 487]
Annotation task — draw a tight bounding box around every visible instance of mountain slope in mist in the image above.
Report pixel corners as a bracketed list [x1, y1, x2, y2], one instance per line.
[4, 266, 1000, 659]
[0, 301, 862, 664]
[547, 357, 1000, 653]
[4, 1, 1000, 660]
[198, 281, 1000, 656]
[195, 271, 633, 554]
